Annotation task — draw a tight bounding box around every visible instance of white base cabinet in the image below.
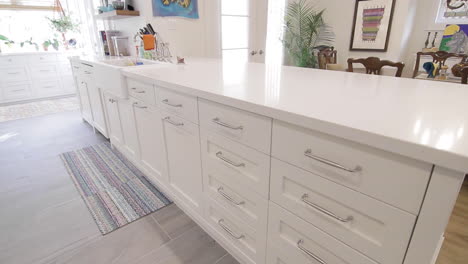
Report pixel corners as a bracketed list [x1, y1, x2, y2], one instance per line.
[72, 68, 463, 264]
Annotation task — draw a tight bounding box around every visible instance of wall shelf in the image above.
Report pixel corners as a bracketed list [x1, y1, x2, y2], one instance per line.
[95, 10, 140, 20]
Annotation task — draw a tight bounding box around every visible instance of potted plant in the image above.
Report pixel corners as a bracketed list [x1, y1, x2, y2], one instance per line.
[0, 35, 14, 53]
[20, 38, 39, 51]
[283, 0, 335, 68]
[47, 14, 79, 49]
[42, 39, 60, 51]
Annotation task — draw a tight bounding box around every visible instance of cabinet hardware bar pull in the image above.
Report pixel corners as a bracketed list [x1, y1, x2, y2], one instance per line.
[163, 116, 184, 126]
[135, 91, 146, 94]
[297, 240, 326, 264]
[217, 187, 245, 205]
[212, 117, 243, 130]
[132, 102, 147, 109]
[162, 99, 182, 107]
[304, 149, 361, 173]
[131, 87, 137, 90]
[84, 71, 92, 74]
[218, 219, 244, 239]
[301, 194, 353, 222]
[43, 86, 55, 88]
[7, 72, 20, 74]
[216, 151, 245, 167]
[12, 89, 24, 92]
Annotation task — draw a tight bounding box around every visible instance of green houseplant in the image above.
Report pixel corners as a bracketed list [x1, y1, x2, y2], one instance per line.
[20, 38, 39, 51]
[0, 35, 14, 53]
[283, 0, 334, 68]
[47, 14, 79, 49]
[42, 39, 60, 51]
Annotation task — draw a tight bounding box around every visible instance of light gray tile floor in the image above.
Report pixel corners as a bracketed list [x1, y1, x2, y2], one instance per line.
[0, 111, 238, 264]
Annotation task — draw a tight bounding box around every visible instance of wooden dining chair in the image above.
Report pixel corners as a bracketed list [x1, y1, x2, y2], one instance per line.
[347, 57, 405, 77]
[412, 51, 467, 78]
[461, 66, 468, 84]
[318, 47, 337, 69]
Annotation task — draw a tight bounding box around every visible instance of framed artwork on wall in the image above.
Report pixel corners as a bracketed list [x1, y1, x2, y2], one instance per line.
[436, 0, 468, 24]
[152, 0, 199, 19]
[349, 0, 396, 51]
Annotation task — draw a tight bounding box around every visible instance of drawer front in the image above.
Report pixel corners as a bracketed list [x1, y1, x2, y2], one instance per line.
[29, 54, 57, 64]
[0, 56, 27, 67]
[30, 65, 59, 80]
[3, 83, 31, 101]
[127, 79, 156, 105]
[271, 159, 416, 264]
[203, 166, 269, 230]
[268, 202, 378, 264]
[157, 87, 198, 124]
[199, 99, 272, 154]
[201, 131, 271, 198]
[35, 80, 62, 96]
[204, 196, 266, 264]
[272, 120, 431, 215]
[79, 63, 94, 77]
[0, 67, 29, 83]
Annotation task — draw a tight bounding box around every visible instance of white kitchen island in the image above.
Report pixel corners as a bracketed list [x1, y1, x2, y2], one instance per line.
[71, 57, 468, 264]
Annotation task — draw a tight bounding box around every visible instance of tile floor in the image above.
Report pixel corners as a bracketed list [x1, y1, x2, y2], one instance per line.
[0, 111, 238, 264]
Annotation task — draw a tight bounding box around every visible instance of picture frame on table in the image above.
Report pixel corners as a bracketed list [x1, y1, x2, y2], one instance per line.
[350, 0, 396, 51]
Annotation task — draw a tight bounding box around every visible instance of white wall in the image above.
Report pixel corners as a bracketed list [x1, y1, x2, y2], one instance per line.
[102, 0, 220, 58]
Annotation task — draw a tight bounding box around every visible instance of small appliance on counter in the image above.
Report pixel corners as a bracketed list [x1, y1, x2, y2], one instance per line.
[112, 36, 130, 56]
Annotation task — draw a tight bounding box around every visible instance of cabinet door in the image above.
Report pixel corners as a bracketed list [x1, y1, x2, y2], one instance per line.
[134, 100, 167, 183]
[77, 78, 93, 123]
[103, 93, 124, 146]
[162, 113, 202, 214]
[88, 84, 108, 137]
[118, 98, 140, 160]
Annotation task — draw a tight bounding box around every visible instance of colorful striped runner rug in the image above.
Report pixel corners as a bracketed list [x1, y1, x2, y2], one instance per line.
[60, 142, 172, 235]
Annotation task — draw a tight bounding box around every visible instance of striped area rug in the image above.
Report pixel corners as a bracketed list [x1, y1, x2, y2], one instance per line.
[60, 142, 172, 235]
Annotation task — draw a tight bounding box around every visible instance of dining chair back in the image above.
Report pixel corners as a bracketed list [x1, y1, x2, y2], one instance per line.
[413, 51, 467, 78]
[347, 57, 405, 77]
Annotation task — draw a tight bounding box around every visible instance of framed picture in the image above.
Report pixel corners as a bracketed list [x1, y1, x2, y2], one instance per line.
[350, 0, 396, 51]
[152, 0, 199, 19]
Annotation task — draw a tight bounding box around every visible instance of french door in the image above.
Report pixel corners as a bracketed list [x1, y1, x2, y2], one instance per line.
[220, 0, 268, 63]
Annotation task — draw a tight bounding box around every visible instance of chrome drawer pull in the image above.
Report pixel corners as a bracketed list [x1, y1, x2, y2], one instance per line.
[297, 240, 326, 264]
[301, 194, 353, 222]
[7, 72, 21, 75]
[135, 91, 146, 94]
[304, 149, 361, 173]
[108, 98, 116, 103]
[162, 99, 182, 107]
[212, 117, 243, 130]
[164, 116, 184, 126]
[218, 219, 244, 239]
[217, 187, 245, 205]
[12, 89, 24, 92]
[216, 151, 245, 167]
[84, 71, 92, 74]
[131, 87, 137, 90]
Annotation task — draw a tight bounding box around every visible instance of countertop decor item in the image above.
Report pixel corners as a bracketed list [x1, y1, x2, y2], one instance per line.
[350, 0, 396, 51]
[152, 0, 199, 18]
[283, 0, 334, 68]
[60, 142, 172, 235]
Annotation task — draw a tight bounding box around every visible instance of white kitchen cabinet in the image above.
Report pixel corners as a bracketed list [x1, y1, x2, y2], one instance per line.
[133, 100, 167, 183]
[103, 93, 123, 146]
[118, 98, 140, 160]
[162, 113, 203, 214]
[88, 84, 108, 137]
[77, 77, 93, 123]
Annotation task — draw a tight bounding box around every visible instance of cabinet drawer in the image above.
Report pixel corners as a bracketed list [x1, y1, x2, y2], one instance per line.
[267, 202, 378, 264]
[0, 56, 27, 67]
[3, 83, 31, 101]
[0, 67, 29, 83]
[127, 79, 156, 105]
[271, 159, 416, 264]
[204, 166, 268, 231]
[29, 54, 57, 64]
[157, 87, 198, 124]
[201, 131, 270, 198]
[35, 80, 62, 97]
[272, 120, 431, 214]
[30, 65, 59, 80]
[204, 196, 266, 264]
[199, 99, 272, 154]
[78, 63, 94, 77]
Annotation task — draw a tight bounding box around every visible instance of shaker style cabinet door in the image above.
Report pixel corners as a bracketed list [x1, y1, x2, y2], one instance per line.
[103, 93, 123, 146]
[161, 113, 203, 214]
[77, 78, 93, 124]
[88, 85, 108, 137]
[118, 98, 140, 160]
[133, 100, 167, 184]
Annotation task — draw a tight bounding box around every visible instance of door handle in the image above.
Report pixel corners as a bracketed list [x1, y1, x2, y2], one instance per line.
[250, 50, 257, 56]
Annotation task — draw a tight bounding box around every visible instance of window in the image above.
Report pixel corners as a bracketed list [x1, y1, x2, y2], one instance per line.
[221, 0, 249, 62]
[0, 0, 59, 11]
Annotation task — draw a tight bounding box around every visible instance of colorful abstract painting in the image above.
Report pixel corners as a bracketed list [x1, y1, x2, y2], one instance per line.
[152, 0, 199, 18]
[439, 24, 468, 53]
[350, 0, 395, 51]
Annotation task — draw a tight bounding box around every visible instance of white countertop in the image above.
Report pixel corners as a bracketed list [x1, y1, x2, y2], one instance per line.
[121, 58, 468, 173]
